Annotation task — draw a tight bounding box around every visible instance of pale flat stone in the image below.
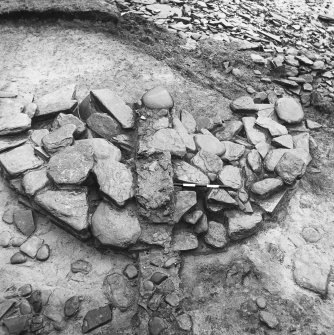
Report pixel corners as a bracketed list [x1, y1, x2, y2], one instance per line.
[194, 134, 225, 156]
[173, 191, 197, 223]
[180, 110, 197, 134]
[22, 168, 49, 196]
[215, 120, 243, 141]
[255, 116, 288, 137]
[275, 97, 304, 124]
[142, 86, 174, 110]
[173, 160, 210, 185]
[0, 134, 29, 153]
[251, 178, 284, 197]
[20, 236, 44, 258]
[264, 149, 289, 172]
[242, 116, 269, 146]
[204, 221, 228, 248]
[221, 141, 245, 161]
[172, 116, 196, 152]
[272, 134, 294, 149]
[218, 165, 242, 189]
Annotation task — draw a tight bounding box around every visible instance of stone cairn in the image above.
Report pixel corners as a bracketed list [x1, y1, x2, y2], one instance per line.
[0, 82, 312, 333]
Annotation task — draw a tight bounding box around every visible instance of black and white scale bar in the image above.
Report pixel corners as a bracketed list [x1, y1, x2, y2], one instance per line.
[174, 183, 225, 189]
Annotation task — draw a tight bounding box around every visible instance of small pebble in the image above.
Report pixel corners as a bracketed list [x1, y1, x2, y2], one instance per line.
[2, 206, 14, 224]
[0, 231, 11, 247]
[123, 264, 138, 279]
[256, 296, 267, 309]
[143, 280, 155, 291]
[64, 296, 82, 317]
[10, 252, 27, 264]
[11, 237, 25, 247]
[36, 244, 50, 261]
[150, 272, 168, 285]
[18, 284, 32, 297]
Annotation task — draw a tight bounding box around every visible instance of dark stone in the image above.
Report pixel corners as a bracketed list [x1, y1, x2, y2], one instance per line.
[28, 290, 43, 313]
[10, 252, 27, 264]
[87, 112, 121, 140]
[82, 305, 112, 333]
[13, 209, 35, 237]
[64, 296, 82, 318]
[36, 244, 50, 261]
[18, 284, 32, 297]
[52, 113, 86, 137]
[42, 124, 76, 154]
[0, 134, 29, 153]
[150, 272, 168, 285]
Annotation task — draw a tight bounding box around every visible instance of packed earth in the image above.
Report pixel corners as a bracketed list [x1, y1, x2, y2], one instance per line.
[1, 0, 334, 335]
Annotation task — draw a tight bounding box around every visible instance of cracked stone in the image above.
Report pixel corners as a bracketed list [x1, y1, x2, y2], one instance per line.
[191, 150, 223, 181]
[264, 149, 289, 172]
[207, 188, 237, 206]
[0, 103, 31, 136]
[242, 116, 269, 146]
[173, 160, 210, 184]
[256, 116, 288, 137]
[0, 133, 29, 153]
[172, 115, 196, 152]
[87, 112, 121, 140]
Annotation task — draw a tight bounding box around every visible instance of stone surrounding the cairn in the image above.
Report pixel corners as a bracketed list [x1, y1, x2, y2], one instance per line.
[218, 165, 242, 189]
[11, 237, 25, 247]
[149, 317, 167, 335]
[247, 149, 262, 173]
[204, 221, 228, 248]
[255, 188, 288, 214]
[35, 84, 77, 119]
[172, 231, 198, 251]
[0, 144, 43, 177]
[142, 86, 174, 109]
[191, 150, 223, 181]
[93, 159, 134, 207]
[13, 209, 35, 236]
[64, 296, 82, 318]
[176, 314, 192, 331]
[215, 120, 243, 141]
[293, 132, 310, 153]
[82, 305, 112, 333]
[194, 213, 209, 234]
[91, 202, 141, 248]
[86, 112, 121, 140]
[173, 160, 210, 184]
[22, 168, 49, 196]
[272, 134, 294, 149]
[52, 113, 86, 137]
[47, 143, 94, 185]
[136, 152, 174, 223]
[275, 97, 304, 124]
[242, 117, 268, 145]
[91, 89, 135, 129]
[230, 96, 258, 113]
[42, 124, 76, 154]
[10, 252, 27, 264]
[172, 116, 196, 152]
[30, 129, 49, 146]
[275, 151, 306, 184]
[259, 311, 279, 329]
[2, 315, 29, 334]
[293, 245, 331, 296]
[181, 110, 197, 134]
[36, 244, 50, 261]
[0, 109, 31, 135]
[194, 134, 226, 156]
[71, 260, 92, 274]
[255, 117, 288, 137]
[174, 191, 197, 223]
[0, 134, 29, 152]
[103, 273, 135, 310]
[207, 188, 237, 206]
[221, 141, 245, 161]
[78, 138, 121, 162]
[225, 210, 262, 240]
[251, 178, 284, 197]
[264, 149, 289, 172]
[0, 231, 11, 247]
[306, 119, 322, 130]
[34, 188, 90, 239]
[20, 236, 44, 258]
[183, 209, 203, 225]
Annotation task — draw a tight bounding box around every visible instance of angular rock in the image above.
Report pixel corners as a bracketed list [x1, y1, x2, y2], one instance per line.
[64, 296, 82, 318]
[36, 244, 50, 261]
[124, 264, 138, 279]
[136, 152, 174, 224]
[0, 231, 11, 247]
[247, 149, 262, 173]
[0, 144, 43, 177]
[52, 113, 86, 137]
[87, 112, 121, 140]
[174, 191, 197, 223]
[176, 314, 192, 331]
[251, 53, 266, 65]
[19, 300, 32, 315]
[264, 149, 289, 172]
[93, 159, 134, 206]
[35, 84, 77, 119]
[172, 231, 198, 251]
[2, 315, 29, 334]
[230, 96, 258, 113]
[225, 210, 262, 240]
[142, 86, 174, 110]
[28, 290, 43, 313]
[172, 116, 196, 152]
[207, 188, 237, 206]
[23, 102, 37, 118]
[11, 237, 25, 247]
[150, 272, 168, 285]
[251, 178, 284, 197]
[183, 209, 203, 225]
[91, 89, 135, 129]
[20, 236, 44, 258]
[103, 273, 135, 310]
[34, 188, 89, 239]
[181, 110, 197, 134]
[204, 221, 228, 248]
[272, 134, 294, 149]
[0, 110, 31, 135]
[306, 119, 322, 130]
[194, 134, 226, 156]
[293, 133, 310, 153]
[22, 168, 49, 196]
[254, 188, 288, 214]
[13, 209, 35, 236]
[71, 260, 92, 274]
[255, 142, 271, 159]
[255, 116, 288, 137]
[221, 141, 245, 161]
[259, 311, 279, 329]
[42, 124, 76, 154]
[91, 202, 141, 248]
[173, 160, 210, 185]
[82, 305, 112, 333]
[275, 97, 304, 124]
[78, 138, 121, 162]
[48, 143, 94, 185]
[275, 151, 306, 184]
[218, 165, 242, 189]
[191, 150, 223, 181]
[215, 120, 243, 141]
[30, 129, 49, 146]
[242, 117, 268, 146]
[194, 213, 209, 234]
[10, 252, 27, 264]
[0, 134, 29, 153]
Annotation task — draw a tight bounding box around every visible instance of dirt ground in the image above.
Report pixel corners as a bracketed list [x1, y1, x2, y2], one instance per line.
[0, 2, 334, 334]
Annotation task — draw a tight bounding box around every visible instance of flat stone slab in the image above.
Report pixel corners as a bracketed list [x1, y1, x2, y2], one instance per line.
[82, 305, 112, 334]
[91, 202, 141, 248]
[91, 89, 135, 129]
[22, 168, 49, 196]
[0, 134, 29, 152]
[20, 236, 44, 258]
[0, 111, 31, 136]
[0, 144, 43, 177]
[173, 160, 210, 185]
[42, 124, 76, 154]
[174, 190, 197, 223]
[191, 150, 223, 181]
[87, 112, 121, 140]
[34, 188, 90, 239]
[52, 113, 86, 137]
[136, 152, 174, 224]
